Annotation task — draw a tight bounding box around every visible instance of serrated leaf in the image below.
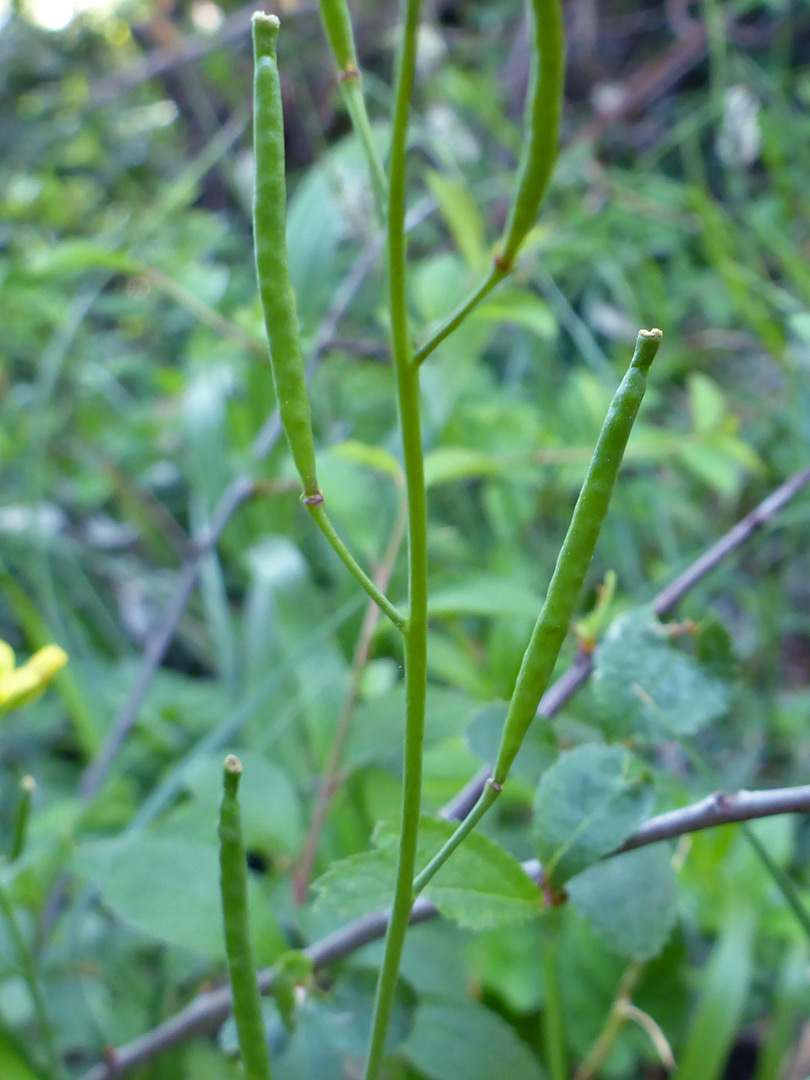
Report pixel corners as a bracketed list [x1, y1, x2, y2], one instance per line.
[315, 816, 542, 930]
[566, 845, 678, 960]
[401, 998, 544, 1080]
[417, 817, 544, 930]
[592, 607, 730, 741]
[311, 840, 397, 921]
[533, 745, 654, 884]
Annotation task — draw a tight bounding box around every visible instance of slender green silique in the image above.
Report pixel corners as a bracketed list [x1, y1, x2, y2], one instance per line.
[219, 755, 273, 1080]
[413, 0, 565, 367]
[253, 13, 403, 635]
[361, 0, 427, 1077]
[0, 883, 62, 1079]
[10, 775, 34, 863]
[253, 13, 320, 501]
[499, 0, 565, 265]
[413, 329, 662, 896]
[316, 0, 387, 216]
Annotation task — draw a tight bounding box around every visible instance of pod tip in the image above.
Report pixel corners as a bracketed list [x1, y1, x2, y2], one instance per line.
[225, 754, 243, 775]
[640, 328, 663, 339]
[21, 775, 36, 793]
[252, 11, 280, 27]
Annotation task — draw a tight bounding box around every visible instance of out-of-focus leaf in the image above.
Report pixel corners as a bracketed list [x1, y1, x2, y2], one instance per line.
[0, 1032, 45, 1080]
[74, 834, 282, 960]
[592, 607, 730, 741]
[533, 744, 654, 884]
[424, 446, 505, 488]
[329, 440, 402, 481]
[566, 846, 678, 961]
[673, 910, 755, 1080]
[427, 170, 488, 270]
[401, 997, 544, 1080]
[428, 576, 543, 619]
[474, 287, 558, 340]
[181, 750, 303, 855]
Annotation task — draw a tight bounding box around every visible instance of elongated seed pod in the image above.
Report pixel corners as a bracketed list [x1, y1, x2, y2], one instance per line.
[317, 0, 358, 75]
[219, 755, 273, 1080]
[10, 775, 35, 863]
[498, 0, 565, 268]
[492, 330, 662, 783]
[252, 13, 320, 501]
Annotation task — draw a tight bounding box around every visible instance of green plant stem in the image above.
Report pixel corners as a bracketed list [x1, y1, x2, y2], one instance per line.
[361, 0, 426, 1075]
[10, 775, 35, 862]
[342, 76, 388, 218]
[219, 755, 273, 1080]
[0, 882, 62, 1079]
[306, 503, 407, 633]
[574, 964, 641, 1080]
[542, 912, 567, 1080]
[412, 329, 661, 896]
[413, 263, 506, 365]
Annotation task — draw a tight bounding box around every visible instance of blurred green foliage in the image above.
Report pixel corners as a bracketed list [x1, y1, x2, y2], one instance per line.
[2, 0, 810, 1077]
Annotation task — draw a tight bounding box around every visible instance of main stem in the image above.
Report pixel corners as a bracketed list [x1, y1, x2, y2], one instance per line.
[361, 0, 426, 1076]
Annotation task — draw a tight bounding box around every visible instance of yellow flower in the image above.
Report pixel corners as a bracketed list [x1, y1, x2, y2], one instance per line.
[0, 641, 68, 715]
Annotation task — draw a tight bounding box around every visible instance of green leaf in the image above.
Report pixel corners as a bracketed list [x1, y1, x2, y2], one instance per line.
[26, 239, 141, 276]
[473, 287, 557, 340]
[314, 816, 543, 930]
[181, 750, 303, 855]
[423, 446, 505, 488]
[74, 834, 282, 959]
[533, 744, 654, 884]
[673, 910, 755, 1080]
[428, 575, 543, 619]
[416, 817, 544, 930]
[0, 1031, 45, 1080]
[329, 439, 403, 481]
[345, 685, 472, 769]
[566, 846, 678, 960]
[401, 997, 544, 1080]
[467, 701, 558, 781]
[427, 171, 488, 270]
[592, 607, 730, 741]
[688, 373, 726, 435]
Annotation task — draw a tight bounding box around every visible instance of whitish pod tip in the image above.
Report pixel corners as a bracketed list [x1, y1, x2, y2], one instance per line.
[225, 754, 243, 775]
[21, 775, 36, 793]
[632, 328, 663, 373]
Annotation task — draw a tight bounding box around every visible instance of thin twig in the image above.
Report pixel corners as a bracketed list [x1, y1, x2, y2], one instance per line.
[80, 781, 810, 1080]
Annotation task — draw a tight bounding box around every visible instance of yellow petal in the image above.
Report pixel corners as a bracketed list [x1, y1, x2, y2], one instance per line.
[0, 640, 15, 678]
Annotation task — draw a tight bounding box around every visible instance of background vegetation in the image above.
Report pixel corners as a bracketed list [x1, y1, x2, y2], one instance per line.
[3, 0, 810, 1077]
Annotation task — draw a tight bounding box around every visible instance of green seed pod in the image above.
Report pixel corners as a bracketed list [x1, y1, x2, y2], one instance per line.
[492, 329, 662, 782]
[252, 13, 320, 501]
[498, 0, 565, 268]
[317, 0, 358, 76]
[219, 755, 273, 1080]
[10, 775, 35, 863]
